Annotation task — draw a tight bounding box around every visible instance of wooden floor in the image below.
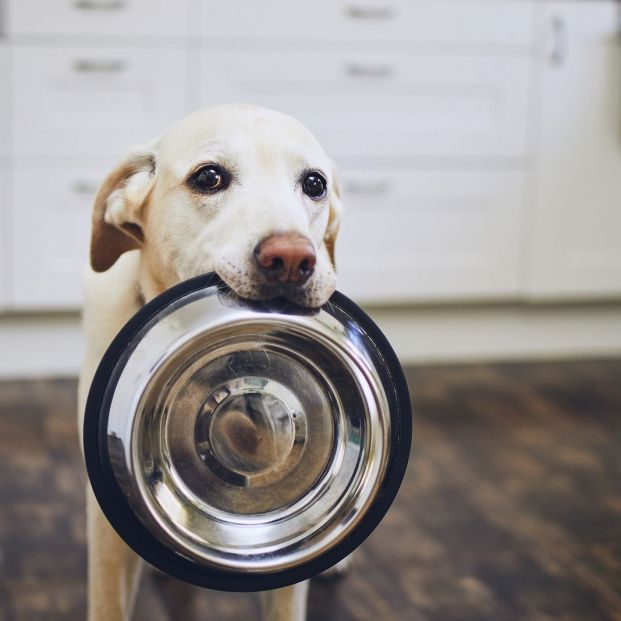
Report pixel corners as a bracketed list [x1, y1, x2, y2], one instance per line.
[0, 360, 620, 621]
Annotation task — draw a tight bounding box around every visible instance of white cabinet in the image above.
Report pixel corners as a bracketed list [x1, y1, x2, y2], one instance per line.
[197, 50, 532, 160]
[0, 44, 8, 310]
[190, 1, 537, 305]
[192, 0, 535, 50]
[336, 170, 526, 303]
[7, 0, 190, 38]
[11, 45, 189, 158]
[529, 1, 621, 299]
[10, 165, 104, 309]
[0, 44, 8, 157]
[2, 0, 621, 313]
[0, 168, 8, 309]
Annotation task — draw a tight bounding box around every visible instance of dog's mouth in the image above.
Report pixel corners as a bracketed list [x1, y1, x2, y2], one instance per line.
[215, 286, 321, 317]
[214, 262, 335, 310]
[217, 277, 324, 310]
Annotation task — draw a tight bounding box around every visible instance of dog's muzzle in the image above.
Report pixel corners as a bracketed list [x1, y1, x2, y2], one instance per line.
[83, 273, 411, 591]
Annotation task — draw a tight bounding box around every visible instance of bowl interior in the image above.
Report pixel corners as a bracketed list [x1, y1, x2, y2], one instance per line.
[103, 287, 391, 574]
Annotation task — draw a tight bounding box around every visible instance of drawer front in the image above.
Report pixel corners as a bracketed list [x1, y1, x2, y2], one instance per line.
[334, 169, 525, 303]
[0, 45, 9, 158]
[196, 50, 532, 160]
[193, 0, 535, 49]
[7, 0, 189, 38]
[12, 45, 188, 158]
[10, 166, 105, 309]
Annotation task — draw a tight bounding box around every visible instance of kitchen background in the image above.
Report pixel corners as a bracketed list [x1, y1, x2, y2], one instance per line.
[1, 1, 621, 621]
[1, 0, 620, 375]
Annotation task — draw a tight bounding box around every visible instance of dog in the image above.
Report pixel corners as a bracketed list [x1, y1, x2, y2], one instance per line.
[77, 103, 343, 621]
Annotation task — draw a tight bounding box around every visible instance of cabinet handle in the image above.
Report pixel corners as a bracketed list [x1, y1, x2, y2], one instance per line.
[72, 181, 99, 196]
[73, 0, 125, 10]
[549, 15, 567, 66]
[343, 179, 391, 195]
[345, 5, 394, 20]
[73, 59, 126, 73]
[345, 62, 393, 78]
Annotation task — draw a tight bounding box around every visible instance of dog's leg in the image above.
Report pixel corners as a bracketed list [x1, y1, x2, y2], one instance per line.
[259, 581, 310, 621]
[149, 569, 199, 618]
[87, 487, 143, 621]
[318, 553, 355, 580]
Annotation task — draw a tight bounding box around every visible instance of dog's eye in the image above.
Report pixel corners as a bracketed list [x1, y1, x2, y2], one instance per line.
[188, 165, 229, 193]
[302, 172, 327, 200]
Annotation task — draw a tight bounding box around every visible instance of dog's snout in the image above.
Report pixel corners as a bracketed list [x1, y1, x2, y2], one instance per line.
[254, 233, 316, 284]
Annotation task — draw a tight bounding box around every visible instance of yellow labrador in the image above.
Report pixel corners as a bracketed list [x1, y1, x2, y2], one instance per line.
[77, 104, 343, 621]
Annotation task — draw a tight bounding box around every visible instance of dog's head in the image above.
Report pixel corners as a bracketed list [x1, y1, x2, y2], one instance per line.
[90, 104, 342, 308]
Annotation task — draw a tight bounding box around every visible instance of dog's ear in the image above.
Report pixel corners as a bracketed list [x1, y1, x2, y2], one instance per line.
[90, 139, 159, 272]
[324, 163, 343, 268]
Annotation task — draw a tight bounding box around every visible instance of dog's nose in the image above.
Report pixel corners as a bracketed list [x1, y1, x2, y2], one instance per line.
[254, 233, 316, 284]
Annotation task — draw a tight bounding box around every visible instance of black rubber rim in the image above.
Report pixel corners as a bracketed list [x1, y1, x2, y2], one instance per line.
[83, 273, 412, 592]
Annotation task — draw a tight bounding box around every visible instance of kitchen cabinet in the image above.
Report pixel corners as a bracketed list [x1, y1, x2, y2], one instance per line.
[336, 170, 526, 302]
[197, 50, 532, 161]
[1, 0, 621, 310]
[192, 0, 535, 49]
[0, 44, 8, 159]
[7, 0, 189, 38]
[10, 165, 105, 308]
[529, 1, 621, 299]
[0, 168, 8, 309]
[0, 44, 8, 310]
[11, 45, 189, 159]
[192, 1, 537, 304]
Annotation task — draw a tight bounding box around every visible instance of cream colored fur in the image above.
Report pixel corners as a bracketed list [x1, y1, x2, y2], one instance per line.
[78, 104, 343, 621]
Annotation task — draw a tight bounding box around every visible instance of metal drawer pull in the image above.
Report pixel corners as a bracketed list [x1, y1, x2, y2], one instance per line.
[74, 0, 125, 10]
[72, 181, 99, 196]
[345, 62, 393, 78]
[73, 59, 126, 73]
[345, 5, 394, 19]
[344, 180, 391, 195]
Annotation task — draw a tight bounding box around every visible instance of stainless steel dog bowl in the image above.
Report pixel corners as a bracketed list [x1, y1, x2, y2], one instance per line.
[84, 273, 411, 591]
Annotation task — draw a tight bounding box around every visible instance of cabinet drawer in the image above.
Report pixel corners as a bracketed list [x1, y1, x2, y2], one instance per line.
[12, 45, 188, 158]
[193, 0, 535, 49]
[0, 45, 9, 158]
[7, 0, 189, 38]
[10, 166, 105, 309]
[196, 50, 532, 160]
[335, 170, 526, 303]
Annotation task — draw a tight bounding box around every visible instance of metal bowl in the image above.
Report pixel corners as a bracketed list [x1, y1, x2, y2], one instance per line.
[84, 273, 411, 591]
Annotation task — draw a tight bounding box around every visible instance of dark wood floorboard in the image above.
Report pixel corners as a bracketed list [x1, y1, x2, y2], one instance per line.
[0, 360, 620, 621]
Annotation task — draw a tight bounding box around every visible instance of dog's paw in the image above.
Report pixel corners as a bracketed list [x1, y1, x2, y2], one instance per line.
[317, 554, 355, 581]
